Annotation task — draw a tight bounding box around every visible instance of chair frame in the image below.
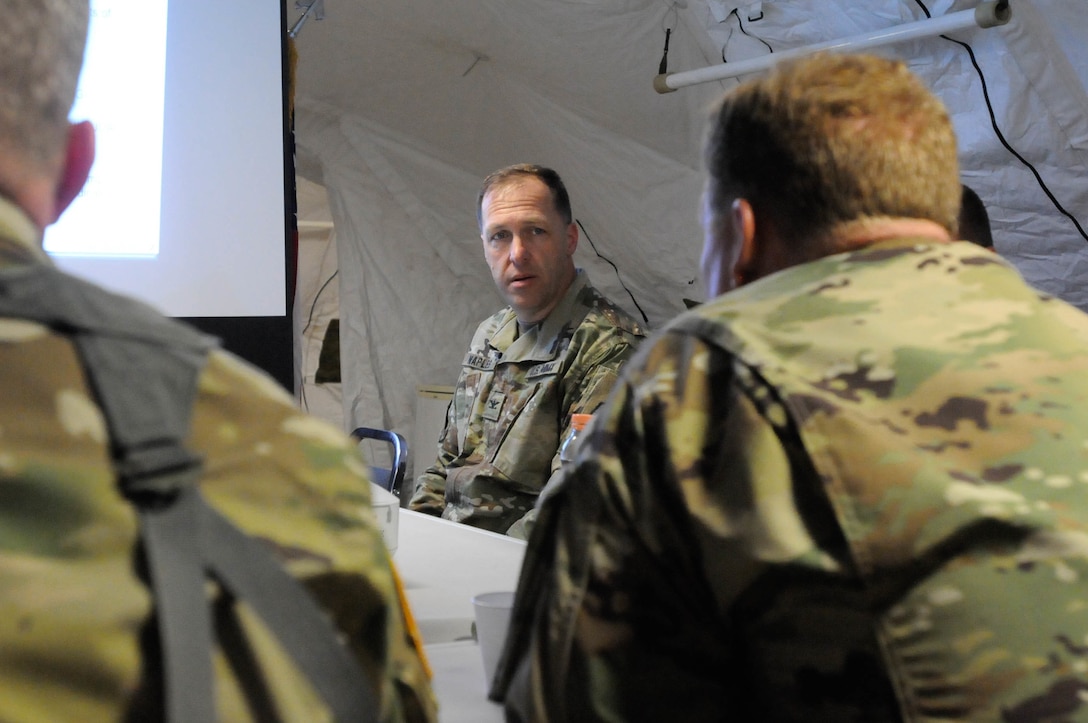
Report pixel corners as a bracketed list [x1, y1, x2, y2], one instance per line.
[351, 427, 408, 495]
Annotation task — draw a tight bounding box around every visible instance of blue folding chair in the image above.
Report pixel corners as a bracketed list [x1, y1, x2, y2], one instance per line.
[351, 427, 408, 496]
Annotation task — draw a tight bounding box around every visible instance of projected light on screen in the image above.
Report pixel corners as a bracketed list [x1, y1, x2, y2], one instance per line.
[45, 1, 167, 259]
[43, 0, 289, 320]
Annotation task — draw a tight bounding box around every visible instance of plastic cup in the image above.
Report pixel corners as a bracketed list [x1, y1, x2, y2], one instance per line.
[471, 591, 516, 687]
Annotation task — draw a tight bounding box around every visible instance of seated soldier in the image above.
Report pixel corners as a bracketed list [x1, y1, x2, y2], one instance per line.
[0, 1, 435, 719]
[409, 164, 645, 538]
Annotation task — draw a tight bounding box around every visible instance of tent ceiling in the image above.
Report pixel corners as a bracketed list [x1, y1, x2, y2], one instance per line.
[285, 0, 1088, 441]
[288, 0, 726, 175]
[287, 0, 1086, 255]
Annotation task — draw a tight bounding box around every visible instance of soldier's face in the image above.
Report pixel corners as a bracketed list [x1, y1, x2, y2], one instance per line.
[481, 177, 578, 324]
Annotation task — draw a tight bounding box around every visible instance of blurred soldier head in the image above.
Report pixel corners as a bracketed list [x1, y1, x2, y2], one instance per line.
[700, 53, 960, 295]
[0, 0, 95, 231]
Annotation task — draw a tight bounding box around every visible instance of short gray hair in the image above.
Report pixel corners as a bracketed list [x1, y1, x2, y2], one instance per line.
[0, 0, 89, 171]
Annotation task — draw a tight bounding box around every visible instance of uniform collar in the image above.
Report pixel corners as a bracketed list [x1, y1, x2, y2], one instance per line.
[491, 269, 589, 362]
[0, 195, 52, 267]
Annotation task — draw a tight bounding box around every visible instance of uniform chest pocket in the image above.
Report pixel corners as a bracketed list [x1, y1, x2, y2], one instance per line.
[487, 383, 561, 491]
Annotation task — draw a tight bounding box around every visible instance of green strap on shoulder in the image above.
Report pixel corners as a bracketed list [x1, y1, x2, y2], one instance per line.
[0, 264, 378, 722]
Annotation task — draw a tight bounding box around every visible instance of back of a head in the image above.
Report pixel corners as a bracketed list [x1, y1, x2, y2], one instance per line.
[0, 0, 89, 177]
[704, 53, 961, 251]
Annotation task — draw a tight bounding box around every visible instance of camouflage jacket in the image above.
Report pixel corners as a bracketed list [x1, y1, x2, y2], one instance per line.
[0, 198, 436, 722]
[408, 271, 645, 536]
[498, 240, 1088, 721]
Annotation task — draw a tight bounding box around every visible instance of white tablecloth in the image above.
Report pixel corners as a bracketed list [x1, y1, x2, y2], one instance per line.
[393, 510, 526, 723]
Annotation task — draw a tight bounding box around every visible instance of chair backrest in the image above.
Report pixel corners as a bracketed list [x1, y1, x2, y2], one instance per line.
[351, 427, 408, 495]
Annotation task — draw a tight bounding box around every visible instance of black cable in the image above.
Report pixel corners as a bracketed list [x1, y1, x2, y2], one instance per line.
[301, 269, 339, 340]
[911, 0, 1088, 242]
[299, 268, 339, 411]
[575, 219, 650, 324]
[659, 27, 672, 75]
[722, 7, 773, 62]
[734, 7, 772, 50]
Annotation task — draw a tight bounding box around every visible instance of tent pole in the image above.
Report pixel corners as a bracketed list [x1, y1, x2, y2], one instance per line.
[289, 0, 325, 40]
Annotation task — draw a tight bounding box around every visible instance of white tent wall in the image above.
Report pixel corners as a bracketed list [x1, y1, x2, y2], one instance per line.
[293, 176, 343, 428]
[291, 0, 722, 478]
[294, 91, 712, 474]
[288, 0, 1088, 482]
[297, 105, 493, 443]
[680, 0, 1088, 308]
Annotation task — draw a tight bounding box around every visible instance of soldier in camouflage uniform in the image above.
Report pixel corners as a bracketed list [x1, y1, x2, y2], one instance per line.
[0, 2, 436, 719]
[409, 165, 645, 537]
[495, 53, 1088, 721]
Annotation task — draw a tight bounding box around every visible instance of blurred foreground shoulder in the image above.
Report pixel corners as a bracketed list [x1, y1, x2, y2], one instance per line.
[192, 349, 439, 722]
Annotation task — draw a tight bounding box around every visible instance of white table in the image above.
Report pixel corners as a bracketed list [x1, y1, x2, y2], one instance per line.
[393, 510, 526, 723]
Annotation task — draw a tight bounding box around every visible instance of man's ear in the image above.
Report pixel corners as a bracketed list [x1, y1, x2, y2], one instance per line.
[730, 198, 758, 287]
[566, 221, 578, 256]
[52, 120, 95, 224]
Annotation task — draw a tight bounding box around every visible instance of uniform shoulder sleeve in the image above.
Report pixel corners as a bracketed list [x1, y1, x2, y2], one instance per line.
[579, 285, 647, 339]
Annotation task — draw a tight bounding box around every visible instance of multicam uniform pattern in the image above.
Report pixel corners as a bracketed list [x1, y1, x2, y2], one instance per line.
[0, 199, 436, 722]
[498, 239, 1088, 721]
[409, 271, 645, 536]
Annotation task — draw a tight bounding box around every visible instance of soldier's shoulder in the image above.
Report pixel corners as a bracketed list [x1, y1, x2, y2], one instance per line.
[580, 287, 647, 338]
[196, 350, 361, 457]
[200, 349, 296, 406]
